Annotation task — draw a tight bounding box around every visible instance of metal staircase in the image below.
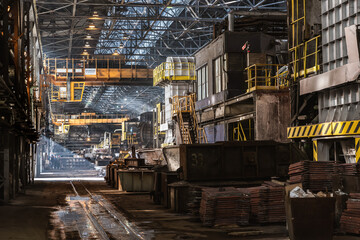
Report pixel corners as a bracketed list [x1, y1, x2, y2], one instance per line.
[172, 94, 207, 144]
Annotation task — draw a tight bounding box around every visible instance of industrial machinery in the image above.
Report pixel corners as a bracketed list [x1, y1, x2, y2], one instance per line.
[287, 0, 360, 163]
[194, 31, 290, 143]
[153, 57, 200, 146]
[43, 58, 153, 102]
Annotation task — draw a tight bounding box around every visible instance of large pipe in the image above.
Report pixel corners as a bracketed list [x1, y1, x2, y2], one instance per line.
[228, 12, 234, 32]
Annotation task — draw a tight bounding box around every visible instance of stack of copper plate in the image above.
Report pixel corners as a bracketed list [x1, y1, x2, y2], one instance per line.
[336, 163, 360, 176]
[199, 187, 250, 226]
[340, 193, 360, 234]
[263, 181, 286, 223]
[246, 182, 285, 223]
[186, 186, 203, 217]
[288, 161, 335, 192]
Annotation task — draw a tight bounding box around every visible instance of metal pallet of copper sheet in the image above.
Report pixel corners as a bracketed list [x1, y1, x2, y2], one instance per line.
[244, 182, 286, 224]
[288, 161, 335, 192]
[199, 187, 250, 227]
[340, 193, 360, 235]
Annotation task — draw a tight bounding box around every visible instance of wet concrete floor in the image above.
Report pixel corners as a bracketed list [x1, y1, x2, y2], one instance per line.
[0, 180, 359, 240]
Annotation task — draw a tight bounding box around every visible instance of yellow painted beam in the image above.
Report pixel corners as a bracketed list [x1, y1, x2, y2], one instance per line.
[52, 114, 129, 126]
[313, 140, 318, 161]
[356, 138, 360, 163]
[287, 120, 360, 139]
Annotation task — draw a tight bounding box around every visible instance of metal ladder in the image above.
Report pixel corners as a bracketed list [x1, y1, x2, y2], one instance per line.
[173, 94, 207, 144]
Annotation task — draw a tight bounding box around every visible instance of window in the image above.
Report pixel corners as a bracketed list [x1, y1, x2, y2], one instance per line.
[196, 65, 208, 100]
[213, 56, 226, 93]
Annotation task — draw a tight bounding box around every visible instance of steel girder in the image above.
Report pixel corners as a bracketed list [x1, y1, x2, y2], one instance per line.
[36, 0, 286, 66]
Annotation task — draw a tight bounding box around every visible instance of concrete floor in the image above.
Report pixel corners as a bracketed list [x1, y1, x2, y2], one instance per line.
[0, 180, 358, 240]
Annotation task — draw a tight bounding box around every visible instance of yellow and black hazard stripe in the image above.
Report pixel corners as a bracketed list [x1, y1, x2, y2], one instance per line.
[313, 140, 318, 161]
[356, 138, 360, 163]
[332, 121, 360, 136]
[288, 120, 360, 139]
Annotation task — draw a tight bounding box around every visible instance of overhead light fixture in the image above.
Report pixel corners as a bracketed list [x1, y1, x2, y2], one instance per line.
[88, 23, 96, 29]
[89, 11, 103, 20]
[85, 42, 90, 48]
[119, 43, 124, 49]
[81, 49, 89, 55]
[112, 49, 119, 55]
[86, 35, 92, 39]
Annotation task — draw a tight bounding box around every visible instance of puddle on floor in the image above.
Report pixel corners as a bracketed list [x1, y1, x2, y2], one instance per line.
[48, 194, 152, 240]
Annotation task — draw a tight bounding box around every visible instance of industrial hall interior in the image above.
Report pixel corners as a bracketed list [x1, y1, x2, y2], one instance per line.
[3, 0, 360, 239]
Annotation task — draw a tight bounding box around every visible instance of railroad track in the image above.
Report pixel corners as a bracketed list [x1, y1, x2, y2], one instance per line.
[69, 180, 146, 240]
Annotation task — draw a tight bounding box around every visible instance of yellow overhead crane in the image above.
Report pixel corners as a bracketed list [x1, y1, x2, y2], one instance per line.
[52, 113, 129, 126]
[52, 113, 129, 135]
[42, 58, 153, 102]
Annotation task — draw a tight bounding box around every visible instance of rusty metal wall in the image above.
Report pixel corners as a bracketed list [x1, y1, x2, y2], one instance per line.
[255, 90, 291, 142]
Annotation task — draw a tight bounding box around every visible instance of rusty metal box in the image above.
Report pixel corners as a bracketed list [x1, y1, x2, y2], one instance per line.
[179, 141, 301, 182]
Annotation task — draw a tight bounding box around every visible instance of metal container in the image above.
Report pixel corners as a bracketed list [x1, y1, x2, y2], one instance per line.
[124, 158, 145, 167]
[161, 172, 179, 207]
[109, 164, 120, 188]
[178, 141, 304, 182]
[168, 183, 190, 213]
[289, 197, 335, 240]
[117, 169, 155, 192]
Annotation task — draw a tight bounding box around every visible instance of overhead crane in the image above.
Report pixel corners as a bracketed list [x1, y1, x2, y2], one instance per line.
[52, 113, 129, 135]
[42, 57, 153, 102]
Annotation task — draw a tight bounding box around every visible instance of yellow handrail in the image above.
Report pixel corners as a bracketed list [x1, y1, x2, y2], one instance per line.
[289, 36, 320, 80]
[245, 64, 288, 92]
[172, 94, 207, 144]
[51, 82, 85, 102]
[153, 62, 196, 86]
[288, 0, 320, 81]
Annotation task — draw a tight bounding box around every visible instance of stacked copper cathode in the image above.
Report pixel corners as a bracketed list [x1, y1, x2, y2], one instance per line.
[199, 182, 286, 226]
[246, 182, 286, 223]
[288, 161, 335, 192]
[340, 193, 360, 234]
[200, 187, 250, 226]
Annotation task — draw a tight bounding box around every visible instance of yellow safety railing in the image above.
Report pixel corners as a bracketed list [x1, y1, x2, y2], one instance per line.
[289, 0, 305, 50]
[288, 0, 320, 81]
[172, 94, 207, 144]
[70, 82, 85, 101]
[245, 64, 288, 92]
[126, 135, 138, 145]
[153, 62, 196, 86]
[54, 124, 70, 135]
[233, 120, 253, 141]
[289, 36, 321, 80]
[51, 82, 85, 102]
[172, 94, 195, 114]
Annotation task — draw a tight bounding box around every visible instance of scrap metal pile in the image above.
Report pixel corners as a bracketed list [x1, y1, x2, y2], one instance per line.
[340, 193, 360, 234]
[288, 161, 335, 192]
[200, 187, 250, 226]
